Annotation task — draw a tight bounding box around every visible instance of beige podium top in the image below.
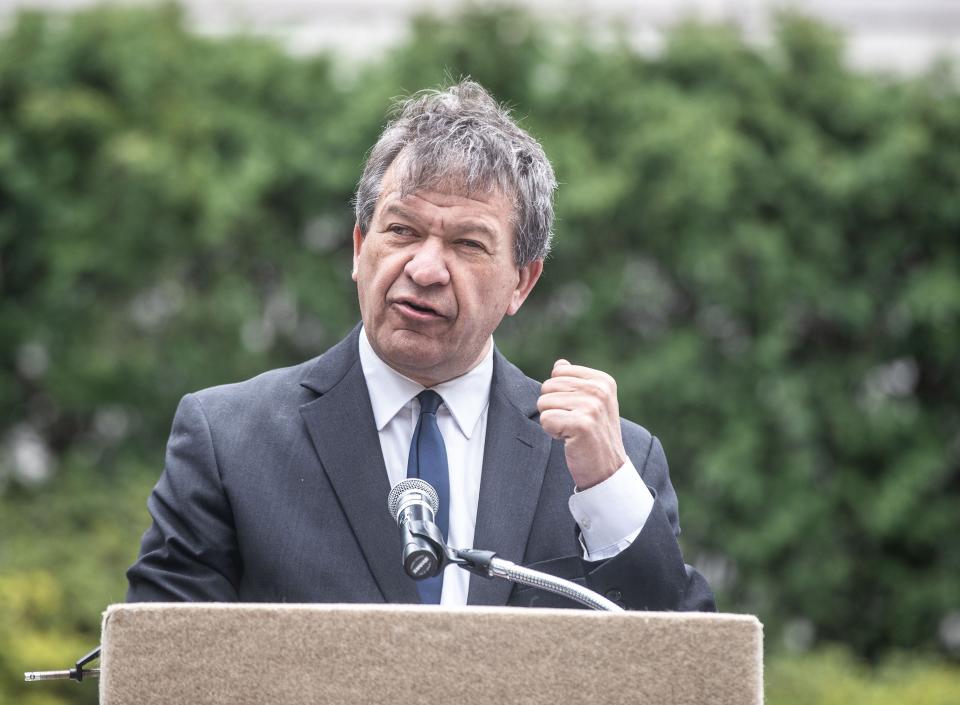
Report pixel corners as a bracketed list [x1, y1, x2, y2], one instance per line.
[101, 603, 762, 705]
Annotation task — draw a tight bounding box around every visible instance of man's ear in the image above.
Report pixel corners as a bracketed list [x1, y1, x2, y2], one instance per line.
[507, 259, 544, 316]
[351, 223, 363, 282]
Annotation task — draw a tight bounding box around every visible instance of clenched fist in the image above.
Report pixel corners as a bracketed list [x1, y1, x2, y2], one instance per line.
[537, 359, 628, 490]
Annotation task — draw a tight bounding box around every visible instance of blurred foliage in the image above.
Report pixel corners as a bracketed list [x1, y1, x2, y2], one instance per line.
[1, 3, 959, 703]
[767, 648, 960, 705]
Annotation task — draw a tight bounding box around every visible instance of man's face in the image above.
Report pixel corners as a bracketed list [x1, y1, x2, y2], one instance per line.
[352, 165, 542, 386]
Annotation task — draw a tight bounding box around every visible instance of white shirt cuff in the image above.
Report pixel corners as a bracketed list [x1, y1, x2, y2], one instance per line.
[567, 459, 654, 561]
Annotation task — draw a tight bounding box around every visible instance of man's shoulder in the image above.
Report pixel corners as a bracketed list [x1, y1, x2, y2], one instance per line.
[185, 326, 362, 417]
[187, 357, 321, 417]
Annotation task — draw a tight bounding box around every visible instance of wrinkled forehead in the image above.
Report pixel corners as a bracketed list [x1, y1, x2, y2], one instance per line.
[381, 146, 518, 220]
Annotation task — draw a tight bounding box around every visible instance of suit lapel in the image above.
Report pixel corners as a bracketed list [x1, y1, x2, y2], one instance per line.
[468, 351, 552, 606]
[298, 327, 420, 604]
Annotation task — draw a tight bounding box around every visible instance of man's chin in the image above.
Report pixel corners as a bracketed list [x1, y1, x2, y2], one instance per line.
[375, 333, 451, 382]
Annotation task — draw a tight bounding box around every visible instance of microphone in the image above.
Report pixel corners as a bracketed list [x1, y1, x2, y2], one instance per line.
[387, 478, 446, 580]
[386, 480, 623, 612]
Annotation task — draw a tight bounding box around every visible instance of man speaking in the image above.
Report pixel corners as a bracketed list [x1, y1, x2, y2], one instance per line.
[126, 80, 715, 612]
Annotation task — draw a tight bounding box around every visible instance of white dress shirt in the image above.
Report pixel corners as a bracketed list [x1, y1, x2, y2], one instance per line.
[358, 328, 654, 605]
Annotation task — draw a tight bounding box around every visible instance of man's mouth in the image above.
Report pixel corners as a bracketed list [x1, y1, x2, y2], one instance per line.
[393, 298, 447, 319]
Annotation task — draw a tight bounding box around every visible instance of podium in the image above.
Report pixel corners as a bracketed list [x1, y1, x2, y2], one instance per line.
[100, 603, 763, 704]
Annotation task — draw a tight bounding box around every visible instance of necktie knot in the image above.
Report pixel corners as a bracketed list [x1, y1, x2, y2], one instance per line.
[417, 390, 443, 416]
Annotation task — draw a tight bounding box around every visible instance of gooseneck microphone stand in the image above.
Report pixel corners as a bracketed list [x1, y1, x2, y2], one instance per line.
[451, 548, 624, 612]
[414, 532, 624, 613]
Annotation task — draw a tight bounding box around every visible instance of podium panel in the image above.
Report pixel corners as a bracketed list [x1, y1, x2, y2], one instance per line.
[100, 603, 762, 704]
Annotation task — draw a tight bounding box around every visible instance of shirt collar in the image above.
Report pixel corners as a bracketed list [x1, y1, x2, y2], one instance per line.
[358, 327, 493, 439]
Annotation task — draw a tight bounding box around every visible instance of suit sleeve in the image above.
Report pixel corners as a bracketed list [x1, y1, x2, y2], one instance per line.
[126, 393, 242, 601]
[582, 435, 716, 612]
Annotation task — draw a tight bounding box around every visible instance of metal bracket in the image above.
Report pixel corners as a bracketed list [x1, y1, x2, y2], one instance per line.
[24, 645, 101, 683]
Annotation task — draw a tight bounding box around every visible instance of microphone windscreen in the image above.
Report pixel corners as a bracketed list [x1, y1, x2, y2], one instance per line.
[387, 478, 440, 520]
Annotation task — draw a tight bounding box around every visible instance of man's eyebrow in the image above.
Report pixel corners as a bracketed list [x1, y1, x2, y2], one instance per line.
[379, 203, 422, 223]
[448, 221, 498, 240]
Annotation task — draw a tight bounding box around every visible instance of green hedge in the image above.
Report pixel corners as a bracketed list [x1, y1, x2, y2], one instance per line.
[1, 5, 959, 703]
[767, 648, 960, 705]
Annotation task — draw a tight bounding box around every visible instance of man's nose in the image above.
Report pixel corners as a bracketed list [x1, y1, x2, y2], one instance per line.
[404, 238, 450, 287]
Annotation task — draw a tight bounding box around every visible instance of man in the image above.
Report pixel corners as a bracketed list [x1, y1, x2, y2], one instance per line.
[127, 80, 714, 612]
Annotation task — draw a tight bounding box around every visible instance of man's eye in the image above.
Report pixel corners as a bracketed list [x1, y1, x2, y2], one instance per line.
[459, 240, 485, 251]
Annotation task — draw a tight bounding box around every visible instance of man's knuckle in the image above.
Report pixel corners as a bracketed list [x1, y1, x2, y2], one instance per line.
[587, 381, 607, 401]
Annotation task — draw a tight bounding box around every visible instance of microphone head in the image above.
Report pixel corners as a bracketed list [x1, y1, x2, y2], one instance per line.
[387, 478, 440, 522]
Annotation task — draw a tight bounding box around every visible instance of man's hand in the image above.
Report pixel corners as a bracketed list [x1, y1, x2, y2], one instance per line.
[537, 360, 628, 490]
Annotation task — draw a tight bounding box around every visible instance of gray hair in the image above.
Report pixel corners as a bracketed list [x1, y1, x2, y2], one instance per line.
[353, 80, 556, 266]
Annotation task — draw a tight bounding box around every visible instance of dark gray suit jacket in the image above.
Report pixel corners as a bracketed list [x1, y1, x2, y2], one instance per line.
[127, 326, 715, 611]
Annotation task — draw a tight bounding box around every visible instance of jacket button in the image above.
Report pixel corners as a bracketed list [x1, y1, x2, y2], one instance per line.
[605, 589, 622, 602]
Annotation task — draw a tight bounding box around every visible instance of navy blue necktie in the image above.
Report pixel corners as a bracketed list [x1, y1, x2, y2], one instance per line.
[407, 390, 449, 604]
